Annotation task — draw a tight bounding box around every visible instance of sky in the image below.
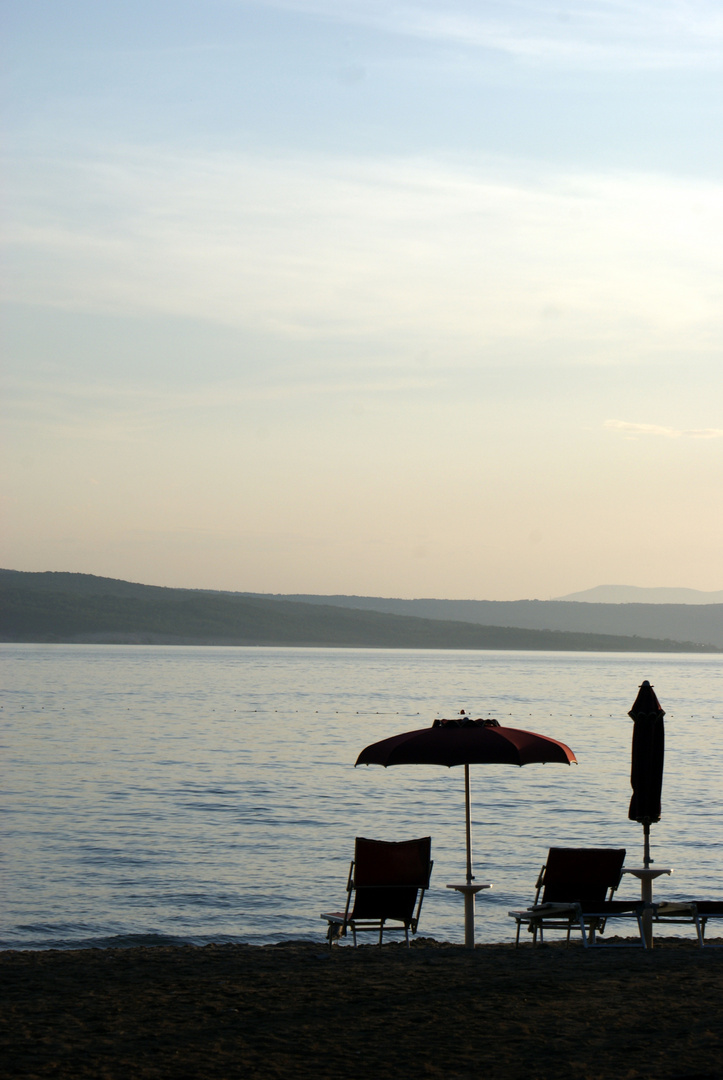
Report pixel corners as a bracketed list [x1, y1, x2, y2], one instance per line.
[3, 0, 723, 601]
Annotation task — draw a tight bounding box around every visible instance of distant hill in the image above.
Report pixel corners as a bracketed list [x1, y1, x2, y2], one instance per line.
[240, 592, 723, 650]
[0, 570, 718, 652]
[554, 585, 723, 605]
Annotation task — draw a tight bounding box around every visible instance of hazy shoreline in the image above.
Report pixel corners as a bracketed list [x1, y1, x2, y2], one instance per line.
[3, 635, 718, 652]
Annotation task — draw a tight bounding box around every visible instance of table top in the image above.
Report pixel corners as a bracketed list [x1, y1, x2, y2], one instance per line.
[446, 883, 492, 892]
[623, 867, 673, 879]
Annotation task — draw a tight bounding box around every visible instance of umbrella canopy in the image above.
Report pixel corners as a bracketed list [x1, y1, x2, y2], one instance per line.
[356, 713, 576, 946]
[357, 715, 576, 770]
[628, 680, 665, 867]
[356, 713, 576, 887]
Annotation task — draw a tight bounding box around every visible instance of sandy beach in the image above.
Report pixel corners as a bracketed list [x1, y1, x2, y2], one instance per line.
[2, 937, 723, 1080]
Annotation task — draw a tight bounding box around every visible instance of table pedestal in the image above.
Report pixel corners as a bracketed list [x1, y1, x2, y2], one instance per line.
[446, 883, 492, 949]
[623, 868, 672, 948]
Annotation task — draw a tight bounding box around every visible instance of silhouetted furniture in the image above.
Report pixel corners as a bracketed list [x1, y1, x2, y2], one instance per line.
[321, 837, 433, 947]
[509, 847, 646, 948]
[651, 900, 723, 947]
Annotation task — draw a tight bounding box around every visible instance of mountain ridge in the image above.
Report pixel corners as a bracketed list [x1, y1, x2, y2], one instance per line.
[238, 592, 723, 649]
[553, 585, 723, 604]
[0, 570, 720, 651]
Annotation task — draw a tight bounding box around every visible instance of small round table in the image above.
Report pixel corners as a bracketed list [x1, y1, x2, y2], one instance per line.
[623, 867, 673, 948]
[446, 883, 492, 949]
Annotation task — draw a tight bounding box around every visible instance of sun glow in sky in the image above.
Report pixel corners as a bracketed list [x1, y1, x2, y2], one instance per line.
[3, 0, 722, 599]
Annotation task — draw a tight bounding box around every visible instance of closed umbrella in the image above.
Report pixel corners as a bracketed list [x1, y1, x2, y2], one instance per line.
[356, 712, 576, 946]
[628, 680, 665, 868]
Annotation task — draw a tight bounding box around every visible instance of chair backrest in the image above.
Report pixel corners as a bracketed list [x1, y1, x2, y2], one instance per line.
[350, 837, 432, 924]
[354, 837, 432, 888]
[541, 847, 626, 905]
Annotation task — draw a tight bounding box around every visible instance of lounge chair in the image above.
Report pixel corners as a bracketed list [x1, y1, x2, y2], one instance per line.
[651, 900, 723, 947]
[509, 847, 647, 948]
[321, 836, 433, 947]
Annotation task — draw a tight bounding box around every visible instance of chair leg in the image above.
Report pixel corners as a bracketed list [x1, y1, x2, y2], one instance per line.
[325, 920, 346, 948]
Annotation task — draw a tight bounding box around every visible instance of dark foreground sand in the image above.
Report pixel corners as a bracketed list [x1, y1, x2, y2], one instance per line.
[2, 938, 723, 1080]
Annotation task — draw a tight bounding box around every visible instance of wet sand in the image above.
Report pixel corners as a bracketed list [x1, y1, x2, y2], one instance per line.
[2, 938, 723, 1080]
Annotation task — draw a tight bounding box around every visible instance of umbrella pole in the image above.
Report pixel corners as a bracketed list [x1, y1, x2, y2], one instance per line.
[462, 762, 477, 949]
[454, 766, 491, 949]
[465, 763, 474, 884]
[643, 819, 651, 869]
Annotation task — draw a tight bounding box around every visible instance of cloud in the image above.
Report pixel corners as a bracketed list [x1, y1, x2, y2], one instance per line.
[6, 144, 723, 372]
[2, 369, 442, 443]
[605, 420, 723, 438]
[250, 0, 723, 71]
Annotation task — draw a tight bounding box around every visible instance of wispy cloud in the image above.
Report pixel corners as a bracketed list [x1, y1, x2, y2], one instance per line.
[605, 420, 723, 438]
[2, 371, 441, 441]
[6, 145, 723, 367]
[251, 0, 723, 70]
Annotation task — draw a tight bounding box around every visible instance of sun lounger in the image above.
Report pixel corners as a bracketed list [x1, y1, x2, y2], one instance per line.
[321, 836, 433, 947]
[652, 900, 723, 947]
[509, 847, 647, 948]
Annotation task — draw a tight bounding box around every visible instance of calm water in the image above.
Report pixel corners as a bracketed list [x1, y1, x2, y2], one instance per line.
[1, 645, 721, 949]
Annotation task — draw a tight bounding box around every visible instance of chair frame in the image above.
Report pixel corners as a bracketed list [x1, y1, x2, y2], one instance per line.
[509, 847, 647, 949]
[651, 901, 723, 948]
[321, 837, 433, 948]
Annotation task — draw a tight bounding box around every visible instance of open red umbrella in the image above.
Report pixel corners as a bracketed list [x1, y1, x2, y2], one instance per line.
[628, 680, 665, 868]
[356, 712, 576, 946]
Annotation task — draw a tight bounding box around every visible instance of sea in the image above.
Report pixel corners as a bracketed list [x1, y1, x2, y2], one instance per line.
[2, 644, 721, 949]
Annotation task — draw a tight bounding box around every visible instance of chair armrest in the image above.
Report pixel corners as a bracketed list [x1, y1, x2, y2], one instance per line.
[510, 902, 580, 916]
[653, 901, 697, 916]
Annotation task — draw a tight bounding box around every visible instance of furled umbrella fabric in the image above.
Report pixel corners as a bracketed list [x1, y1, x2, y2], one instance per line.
[628, 680, 665, 867]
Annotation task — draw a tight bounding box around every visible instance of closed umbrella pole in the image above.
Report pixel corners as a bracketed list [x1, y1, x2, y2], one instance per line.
[628, 680, 665, 868]
[627, 680, 667, 947]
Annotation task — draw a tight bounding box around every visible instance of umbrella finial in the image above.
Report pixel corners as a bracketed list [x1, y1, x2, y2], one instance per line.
[629, 680, 665, 720]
